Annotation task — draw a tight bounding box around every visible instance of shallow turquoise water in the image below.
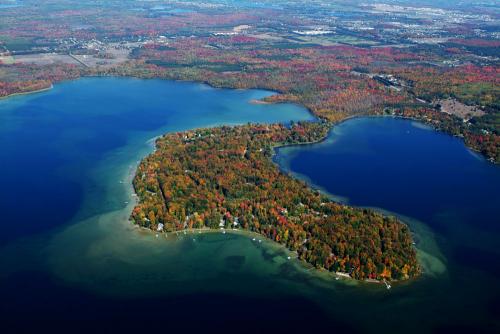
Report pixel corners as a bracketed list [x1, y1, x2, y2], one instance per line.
[0, 78, 498, 333]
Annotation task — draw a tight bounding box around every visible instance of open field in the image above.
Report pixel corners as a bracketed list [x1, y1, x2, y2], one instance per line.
[437, 98, 486, 119]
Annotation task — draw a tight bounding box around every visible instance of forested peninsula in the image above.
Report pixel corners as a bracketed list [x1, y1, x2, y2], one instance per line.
[131, 122, 420, 281]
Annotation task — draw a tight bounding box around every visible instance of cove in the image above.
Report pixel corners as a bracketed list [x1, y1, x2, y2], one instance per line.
[275, 116, 500, 332]
[0, 78, 498, 333]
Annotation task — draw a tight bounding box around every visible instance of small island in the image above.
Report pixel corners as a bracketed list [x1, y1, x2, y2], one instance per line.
[131, 121, 420, 281]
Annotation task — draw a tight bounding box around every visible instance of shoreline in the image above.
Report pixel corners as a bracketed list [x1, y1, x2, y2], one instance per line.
[133, 223, 395, 286]
[0, 84, 53, 100]
[128, 129, 417, 286]
[0, 73, 495, 164]
[126, 132, 391, 285]
[1, 73, 495, 164]
[249, 98, 273, 105]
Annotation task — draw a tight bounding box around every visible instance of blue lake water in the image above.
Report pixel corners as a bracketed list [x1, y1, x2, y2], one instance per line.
[0, 0, 22, 9]
[276, 117, 500, 234]
[0, 78, 498, 333]
[275, 117, 500, 331]
[0, 77, 313, 245]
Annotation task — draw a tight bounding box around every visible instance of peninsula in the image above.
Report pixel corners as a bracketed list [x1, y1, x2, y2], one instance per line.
[131, 122, 420, 281]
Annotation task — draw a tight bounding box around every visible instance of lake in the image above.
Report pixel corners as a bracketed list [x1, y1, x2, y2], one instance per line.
[0, 78, 498, 333]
